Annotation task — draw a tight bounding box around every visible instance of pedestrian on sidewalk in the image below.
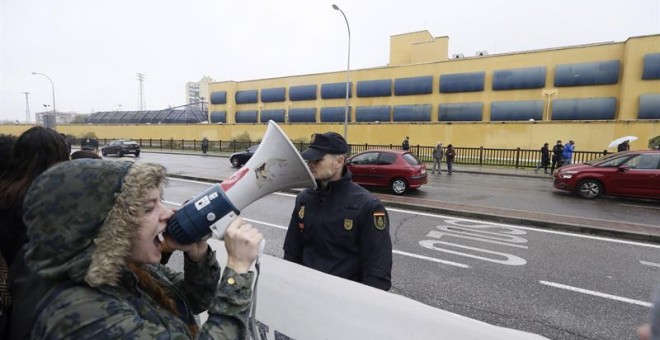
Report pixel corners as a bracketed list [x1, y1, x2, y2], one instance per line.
[445, 144, 456, 175]
[550, 140, 564, 174]
[201, 137, 209, 155]
[431, 142, 443, 175]
[401, 136, 410, 151]
[535, 142, 550, 174]
[617, 140, 630, 152]
[563, 140, 575, 165]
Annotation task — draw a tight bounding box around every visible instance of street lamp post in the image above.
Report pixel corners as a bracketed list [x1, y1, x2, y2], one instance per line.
[332, 4, 351, 140]
[32, 72, 56, 114]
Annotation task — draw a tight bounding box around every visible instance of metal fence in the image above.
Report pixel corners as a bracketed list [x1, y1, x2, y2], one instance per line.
[73, 138, 609, 169]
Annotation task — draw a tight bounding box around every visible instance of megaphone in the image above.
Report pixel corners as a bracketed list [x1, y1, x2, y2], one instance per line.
[166, 120, 317, 247]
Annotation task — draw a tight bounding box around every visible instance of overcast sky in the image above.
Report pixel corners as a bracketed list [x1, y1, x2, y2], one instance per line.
[1, 0, 658, 122]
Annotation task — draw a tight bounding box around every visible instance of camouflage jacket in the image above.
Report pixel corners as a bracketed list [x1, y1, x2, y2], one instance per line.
[15, 159, 253, 339]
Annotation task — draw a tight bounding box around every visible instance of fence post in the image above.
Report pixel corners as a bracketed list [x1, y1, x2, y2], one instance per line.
[479, 147, 484, 166]
[515, 147, 521, 168]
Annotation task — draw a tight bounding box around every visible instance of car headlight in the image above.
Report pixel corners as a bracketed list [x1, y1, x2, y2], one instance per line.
[559, 171, 578, 179]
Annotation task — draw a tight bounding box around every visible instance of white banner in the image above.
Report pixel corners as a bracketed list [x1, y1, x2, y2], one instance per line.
[205, 239, 548, 340]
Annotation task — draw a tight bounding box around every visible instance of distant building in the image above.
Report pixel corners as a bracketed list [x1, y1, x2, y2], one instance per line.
[186, 76, 215, 110]
[35, 110, 77, 127]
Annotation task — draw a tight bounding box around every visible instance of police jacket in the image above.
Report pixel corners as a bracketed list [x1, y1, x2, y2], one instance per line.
[283, 167, 392, 291]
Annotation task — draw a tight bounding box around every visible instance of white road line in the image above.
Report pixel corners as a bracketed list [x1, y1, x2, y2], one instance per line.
[163, 200, 183, 207]
[243, 218, 288, 231]
[539, 281, 652, 308]
[640, 260, 660, 268]
[393, 250, 470, 268]
[167, 177, 216, 185]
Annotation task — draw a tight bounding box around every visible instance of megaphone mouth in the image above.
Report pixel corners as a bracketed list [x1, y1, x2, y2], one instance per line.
[165, 120, 316, 245]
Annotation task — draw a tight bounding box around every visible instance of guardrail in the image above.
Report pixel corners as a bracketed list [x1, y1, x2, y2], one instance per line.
[72, 138, 609, 169]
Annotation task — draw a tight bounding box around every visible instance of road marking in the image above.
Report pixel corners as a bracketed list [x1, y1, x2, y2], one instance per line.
[392, 250, 470, 268]
[163, 200, 181, 207]
[385, 207, 660, 249]
[539, 281, 652, 308]
[420, 238, 526, 266]
[243, 218, 288, 231]
[167, 177, 216, 185]
[640, 260, 660, 268]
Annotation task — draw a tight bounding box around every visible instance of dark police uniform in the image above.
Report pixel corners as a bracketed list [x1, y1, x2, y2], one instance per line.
[283, 167, 393, 291]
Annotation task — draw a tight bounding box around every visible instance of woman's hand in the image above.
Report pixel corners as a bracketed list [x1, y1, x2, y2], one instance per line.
[164, 234, 209, 263]
[223, 217, 263, 273]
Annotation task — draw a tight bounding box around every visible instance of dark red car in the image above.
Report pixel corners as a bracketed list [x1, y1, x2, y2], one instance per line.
[347, 149, 427, 195]
[553, 150, 660, 199]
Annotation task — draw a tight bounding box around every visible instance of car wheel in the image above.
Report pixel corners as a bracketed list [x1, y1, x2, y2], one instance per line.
[135, 151, 140, 157]
[102, 150, 107, 156]
[390, 178, 408, 195]
[231, 157, 240, 168]
[577, 179, 602, 199]
[118, 150, 124, 157]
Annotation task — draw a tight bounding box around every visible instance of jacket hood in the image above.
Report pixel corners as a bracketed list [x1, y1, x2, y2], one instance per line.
[23, 159, 167, 287]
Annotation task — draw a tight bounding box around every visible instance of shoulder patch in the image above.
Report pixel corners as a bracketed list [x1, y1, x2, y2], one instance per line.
[373, 211, 386, 231]
[344, 219, 353, 231]
[298, 205, 305, 220]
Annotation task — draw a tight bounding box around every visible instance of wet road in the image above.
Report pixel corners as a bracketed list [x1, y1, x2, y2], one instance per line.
[161, 177, 659, 340]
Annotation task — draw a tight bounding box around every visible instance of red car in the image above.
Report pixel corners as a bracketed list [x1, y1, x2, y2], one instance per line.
[347, 149, 427, 195]
[553, 150, 660, 199]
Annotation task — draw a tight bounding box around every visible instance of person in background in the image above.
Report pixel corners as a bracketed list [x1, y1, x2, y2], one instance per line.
[80, 137, 100, 154]
[70, 149, 102, 159]
[550, 140, 564, 174]
[0, 134, 17, 174]
[0, 127, 68, 339]
[284, 132, 393, 291]
[562, 140, 575, 165]
[618, 140, 630, 152]
[60, 133, 72, 157]
[445, 144, 456, 175]
[534, 142, 550, 174]
[0, 126, 70, 267]
[431, 142, 443, 175]
[10, 159, 263, 339]
[402, 136, 410, 151]
[201, 137, 209, 155]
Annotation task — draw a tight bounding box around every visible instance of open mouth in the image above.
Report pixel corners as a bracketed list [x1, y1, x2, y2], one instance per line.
[155, 231, 165, 248]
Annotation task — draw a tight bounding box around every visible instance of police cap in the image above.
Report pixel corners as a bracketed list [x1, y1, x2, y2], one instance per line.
[301, 132, 349, 161]
[81, 138, 99, 150]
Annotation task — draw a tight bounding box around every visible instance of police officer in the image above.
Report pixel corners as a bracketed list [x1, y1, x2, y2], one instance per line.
[80, 137, 99, 153]
[283, 132, 393, 291]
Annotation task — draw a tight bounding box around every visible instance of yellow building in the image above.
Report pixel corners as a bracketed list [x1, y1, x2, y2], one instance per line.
[205, 31, 660, 150]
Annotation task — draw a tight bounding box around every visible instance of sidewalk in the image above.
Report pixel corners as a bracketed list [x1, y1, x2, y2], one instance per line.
[146, 149, 660, 244]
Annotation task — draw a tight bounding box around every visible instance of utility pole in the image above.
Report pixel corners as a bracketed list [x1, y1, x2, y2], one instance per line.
[23, 92, 31, 123]
[137, 73, 145, 110]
